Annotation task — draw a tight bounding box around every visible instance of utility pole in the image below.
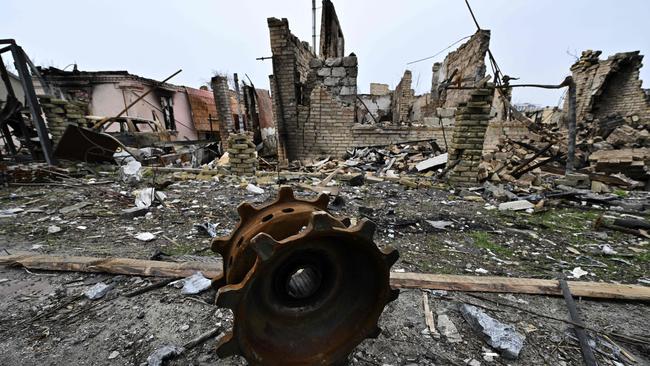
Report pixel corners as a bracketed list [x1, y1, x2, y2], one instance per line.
[566, 77, 577, 174]
[312, 0, 317, 52]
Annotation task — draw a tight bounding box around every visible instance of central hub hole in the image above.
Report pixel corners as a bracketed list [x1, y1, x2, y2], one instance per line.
[286, 266, 322, 299]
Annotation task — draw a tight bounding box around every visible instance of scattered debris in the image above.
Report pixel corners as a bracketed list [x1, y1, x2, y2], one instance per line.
[170, 272, 212, 295]
[47, 225, 62, 234]
[146, 345, 184, 366]
[84, 282, 110, 300]
[460, 304, 525, 359]
[134, 232, 156, 242]
[436, 313, 462, 343]
[498, 200, 534, 211]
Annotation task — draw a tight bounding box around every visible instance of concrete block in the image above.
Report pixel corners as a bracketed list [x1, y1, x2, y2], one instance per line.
[324, 57, 342, 67]
[340, 86, 357, 95]
[330, 67, 346, 77]
[309, 58, 323, 68]
[317, 68, 331, 77]
[342, 56, 357, 67]
[324, 77, 339, 86]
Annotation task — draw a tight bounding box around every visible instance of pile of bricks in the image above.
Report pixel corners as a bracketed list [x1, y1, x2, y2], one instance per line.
[447, 86, 495, 186]
[38, 95, 89, 145]
[228, 133, 257, 176]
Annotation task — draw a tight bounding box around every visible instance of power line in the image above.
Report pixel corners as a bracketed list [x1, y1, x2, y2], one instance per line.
[406, 35, 473, 65]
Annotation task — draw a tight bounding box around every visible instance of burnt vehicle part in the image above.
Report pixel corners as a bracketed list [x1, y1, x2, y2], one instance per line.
[211, 186, 399, 365]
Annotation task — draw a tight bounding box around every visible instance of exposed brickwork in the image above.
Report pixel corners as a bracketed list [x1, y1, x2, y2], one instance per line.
[370, 83, 390, 96]
[227, 133, 257, 176]
[392, 70, 413, 124]
[38, 95, 89, 146]
[295, 85, 355, 157]
[268, 17, 315, 162]
[211, 75, 235, 149]
[440, 30, 490, 109]
[447, 87, 495, 186]
[351, 125, 448, 148]
[568, 50, 650, 122]
[319, 0, 344, 59]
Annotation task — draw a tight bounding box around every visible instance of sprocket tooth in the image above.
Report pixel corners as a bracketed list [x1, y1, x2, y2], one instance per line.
[216, 285, 243, 309]
[237, 202, 256, 220]
[216, 331, 241, 358]
[388, 288, 400, 303]
[311, 211, 338, 231]
[211, 274, 226, 290]
[368, 326, 382, 339]
[354, 219, 376, 241]
[382, 247, 399, 267]
[211, 236, 231, 254]
[277, 185, 296, 202]
[312, 193, 330, 209]
[251, 232, 277, 261]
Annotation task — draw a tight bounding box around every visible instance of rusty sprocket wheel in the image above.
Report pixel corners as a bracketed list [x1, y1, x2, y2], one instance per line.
[211, 186, 399, 365]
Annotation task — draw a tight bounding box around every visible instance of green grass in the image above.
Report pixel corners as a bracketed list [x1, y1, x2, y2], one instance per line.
[470, 231, 512, 256]
[638, 251, 650, 263]
[613, 189, 629, 198]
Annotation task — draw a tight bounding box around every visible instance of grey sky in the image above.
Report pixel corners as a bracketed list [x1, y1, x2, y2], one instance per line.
[2, 0, 649, 107]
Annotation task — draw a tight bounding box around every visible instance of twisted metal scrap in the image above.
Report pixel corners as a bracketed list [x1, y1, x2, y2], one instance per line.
[211, 186, 399, 365]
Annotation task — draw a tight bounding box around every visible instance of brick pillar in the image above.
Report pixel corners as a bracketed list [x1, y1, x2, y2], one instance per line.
[211, 75, 234, 149]
[447, 86, 495, 186]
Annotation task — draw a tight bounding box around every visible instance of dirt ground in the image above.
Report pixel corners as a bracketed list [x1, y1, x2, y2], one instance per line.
[1, 167, 648, 365]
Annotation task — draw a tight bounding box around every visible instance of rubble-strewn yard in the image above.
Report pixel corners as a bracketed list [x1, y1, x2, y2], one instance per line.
[1, 168, 648, 365]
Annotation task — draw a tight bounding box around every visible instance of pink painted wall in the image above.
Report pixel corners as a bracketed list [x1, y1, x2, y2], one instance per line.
[88, 82, 197, 140]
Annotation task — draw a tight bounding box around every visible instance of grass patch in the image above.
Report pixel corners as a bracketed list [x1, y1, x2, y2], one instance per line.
[638, 251, 650, 263]
[470, 231, 512, 256]
[613, 189, 629, 198]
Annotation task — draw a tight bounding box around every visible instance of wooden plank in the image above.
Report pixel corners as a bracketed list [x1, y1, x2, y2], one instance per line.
[1, 254, 649, 301]
[0, 254, 221, 279]
[390, 272, 650, 301]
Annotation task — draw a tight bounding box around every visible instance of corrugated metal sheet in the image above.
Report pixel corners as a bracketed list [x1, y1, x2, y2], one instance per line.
[185, 87, 219, 132]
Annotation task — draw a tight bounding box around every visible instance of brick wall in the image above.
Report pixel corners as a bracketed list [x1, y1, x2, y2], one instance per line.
[211, 75, 234, 149]
[268, 17, 315, 163]
[351, 124, 449, 148]
[482, 120, 537, 153]
[392, 70, 414, 124]
[568, 50, 650, 122]
[440, 30, 490, 109]
[447, 87, 495, 186]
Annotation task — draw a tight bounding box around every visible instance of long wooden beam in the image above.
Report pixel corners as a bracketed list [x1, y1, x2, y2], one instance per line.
[1, 254, 649, 301]
[390, 272, 650, 301]
[0, 254, 221, 279]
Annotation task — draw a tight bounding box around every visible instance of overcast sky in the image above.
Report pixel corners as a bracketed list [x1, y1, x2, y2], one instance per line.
[2, 0, 649, 106]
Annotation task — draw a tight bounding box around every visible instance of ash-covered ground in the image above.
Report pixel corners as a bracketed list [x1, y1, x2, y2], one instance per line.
[1, 168, 648, 365]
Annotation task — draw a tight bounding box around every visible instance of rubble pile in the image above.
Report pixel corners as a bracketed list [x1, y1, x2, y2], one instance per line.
[227, 133, 257, 176]
[295, 140, 447, 183]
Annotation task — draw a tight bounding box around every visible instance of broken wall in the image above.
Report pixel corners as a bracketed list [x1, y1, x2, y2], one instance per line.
[392, 70, 414, 124]
[268, 17, 358, 162]
[319, 0, 345, 59]
[439, 30, 490, 108]
[568, 50, 650, 122]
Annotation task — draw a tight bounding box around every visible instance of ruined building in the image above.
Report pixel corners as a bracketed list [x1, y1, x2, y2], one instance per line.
[268, 2, 502, 164]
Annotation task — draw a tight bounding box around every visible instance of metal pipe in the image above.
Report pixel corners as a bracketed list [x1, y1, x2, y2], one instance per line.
[312, 0, 317, 52]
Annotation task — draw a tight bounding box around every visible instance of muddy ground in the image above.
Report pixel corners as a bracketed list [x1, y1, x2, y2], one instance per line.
[0, 167, 648, 365]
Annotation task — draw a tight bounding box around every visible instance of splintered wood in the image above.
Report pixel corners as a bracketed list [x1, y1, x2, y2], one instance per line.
[1, 253, 649, 301]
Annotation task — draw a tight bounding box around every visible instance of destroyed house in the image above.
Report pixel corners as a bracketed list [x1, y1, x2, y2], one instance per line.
[36, 67, 200, 141]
